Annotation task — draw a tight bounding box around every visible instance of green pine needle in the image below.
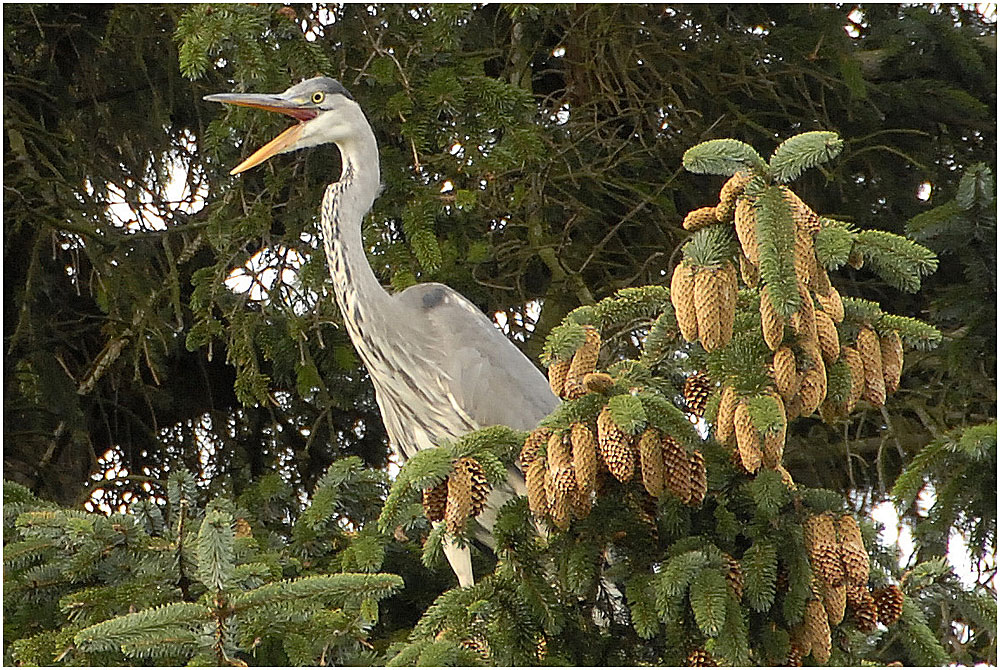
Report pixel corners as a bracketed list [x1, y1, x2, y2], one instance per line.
[769, 131, 844, 183]
[682, 139, 767, 176]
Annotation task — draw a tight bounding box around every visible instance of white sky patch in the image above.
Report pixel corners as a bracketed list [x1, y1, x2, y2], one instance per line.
[552, 46, 566, 58]
[917, 181, 933, 201]
[225, 244, 308, 305]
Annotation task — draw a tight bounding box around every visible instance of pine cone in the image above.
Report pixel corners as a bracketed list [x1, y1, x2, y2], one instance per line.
[716, 171, 751, 222]
[445, 461, 473, 535]
[519, 427, 551, 469]
[526, 458, 548, 518]
[564, 326, 601, 400]
[671, 262, 699, 342]
[548, 359, 570, 398]
[785, 187, 822, 235]
[715, 385, 738, 444]
[814, 285, 845, 323]
[687, 449, 707, 506]
[550, 467, 575, 530]
[547, 431, 572, 471]
[785, 643, 805, 666]
[735, 196, 759, 263]
[856, 326, 886, 407]
[460, 457, 490, 517]
[804, 514, 845, 587]
[836, 514, 870, 585]
[583, 371, 615, 394]
[814, 308, 841, 364]
[694, 266, 733, 352]
[761, 394, 786, 469]
[597, 407, 635, 482]
[804, 598, 832, 664]
[823, 582, 847, 625]
[422, 480, 448, 522]
[570, 422, 598, 495]
[724, 553, 744, 600]
[798, 366, 826, 416]
[850, 585, 878, 633]
[683, 372, 713, 418]
[686, 647, 717, 667]
[773, 346, 800, 401]
[841, 346, 865, 412]
[795, 284, 818, 344]
[793, 222, 817, 289]
[880, 331, 903, 395]
[662, 434, 692, 502]
[873, 584, 904, 626]
[776, 465, 797, 490]
[760, 285, 785, 351]
[571, 481, 592, 518]
[734, 400, 762, 474]
[460, 636, 491, 661]
[847, 247, 864, 270]
[638, 428, 666, 497]
[683, 206, 721, 231]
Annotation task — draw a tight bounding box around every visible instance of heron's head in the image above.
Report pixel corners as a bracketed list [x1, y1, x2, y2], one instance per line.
[204, 76, 363, 175]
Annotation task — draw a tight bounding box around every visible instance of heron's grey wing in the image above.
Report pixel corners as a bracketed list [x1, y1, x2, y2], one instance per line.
[393, 283, 559, 431]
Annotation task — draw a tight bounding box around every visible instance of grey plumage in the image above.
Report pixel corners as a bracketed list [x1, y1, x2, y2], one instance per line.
[206, 77, 559, 586]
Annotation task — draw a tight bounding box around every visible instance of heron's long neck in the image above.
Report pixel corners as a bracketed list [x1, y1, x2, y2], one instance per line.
[321, 130, 390, 352]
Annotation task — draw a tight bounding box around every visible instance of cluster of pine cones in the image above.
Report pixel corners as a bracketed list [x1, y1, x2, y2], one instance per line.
[421, 457, 491, 535]
[791, 512, 904, 664]
[525, 327, 707, 530]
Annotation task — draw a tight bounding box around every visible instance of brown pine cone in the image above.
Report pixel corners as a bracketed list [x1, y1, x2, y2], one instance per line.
[873, 584, 904, 626]
[671, 262, 700, 342]
[564, 325, 601, 400]
[638, 427, 666, 497]
[734, 400, 762, 474]
[760, 285, 785, 351]
[687, 449, 707, 506]
[683, 206, 721, 231]
[804, 598, 832, 664]
[694, 266, 733, 352]
[715, 385, 738, 444]
[785, 187, 822, 235]
[548, 359, 570, 398]
[662, 434, 692, 502]
[519, 427, 551, 469]
[716, 171, 751, 222]
[458, 457, 490, 517]
[814, 308, 841, 364]
[795, 284, 818, 344]
[422, 480, 448, 522]
[526, 458, 549, 518]
[683, 372, 713, 418]
[773, 346, 800, 401]
[445, 461, 473, 535]
[761, 394, 786, 469]
[785, 643, 805, 666]
[597, 407, 635, 482]
[793, 223, 817, 290]
[550, 467, 576, 530]
[547, 431, 572, 471]
[841, 345, 866, 412]
[735, 196, 759, 263]
[850, 586, 879, 633]
[686, 647, 717, 667]
[857, 326, 886, 407]
[798, 366, 826, 416]
[583, 371, 615, 394]
[814, 285, 845, 323]
[880, 331, 904, 395]
[836, 514, 870, 585]
[823, 582, 847, 625]
[460, 636, 491, 661]
[804, 514, 845, 587]
[724, 553, 744, 600]
[570, 422, 598, 495]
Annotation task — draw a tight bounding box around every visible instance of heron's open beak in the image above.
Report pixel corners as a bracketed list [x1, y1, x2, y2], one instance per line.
[203, 93, 319, 175]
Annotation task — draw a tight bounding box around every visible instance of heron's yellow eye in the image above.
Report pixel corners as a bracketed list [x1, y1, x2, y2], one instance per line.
[311, 91, 325, 104]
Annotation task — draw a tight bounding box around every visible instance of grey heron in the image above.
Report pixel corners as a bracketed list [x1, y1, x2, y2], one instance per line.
[205, 77, 559, 587]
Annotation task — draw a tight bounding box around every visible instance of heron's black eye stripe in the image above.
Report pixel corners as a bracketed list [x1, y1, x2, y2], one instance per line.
[312, 91, 325, 104]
